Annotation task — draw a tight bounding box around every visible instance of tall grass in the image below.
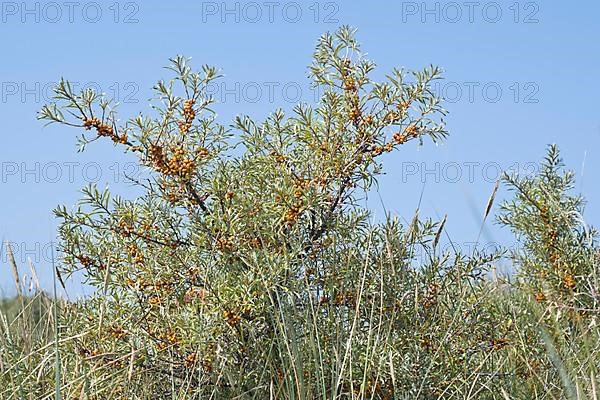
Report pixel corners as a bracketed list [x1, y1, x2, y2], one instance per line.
[1, 219, 597, 399]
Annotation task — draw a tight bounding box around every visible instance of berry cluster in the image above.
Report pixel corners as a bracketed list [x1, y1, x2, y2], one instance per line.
[348, 106, 361, 124]
[370, 144, 388, 157]
[293, 177, 311, 198]
[340, 58, 352, 79]
[166, 186, 184, 204]
[215, 235, 234, 252]
[539, 204, 577, 290]
[83, 116, 128, 144]
[392, 132, 408, 145]
[398, 100, 411, 112]
[283, 200, 304, 225]
[249, 237, 262, 249]
[539, 206, 561, 265]
[340, 58, 362, 125]
[152, 280, 175, 293]
[108, 324, 126, 340]
[168, 147, 196, 179]
[178, 99, 196, 134]
[269, 150, 287, 164]
[75, 253, 105, 271]
[127, 242, 145, 265]
[75, 254, 94, 268]
[385, 110, 402, 124]
[535, 291, 546, 302]
[371, 124, 422, 157]
[156, 329, 180, 351]
[148, 296, 162, 306]
[563, 273, 576, 289]
[183, 352, 197, 368]
[360, 114, 374, 127]
[196, 147, 210, 158]
[223, 310, 241, 327]
[118, 220, 136, 238]
[404, 124, 420, 137]
[148, 144, 196, 180]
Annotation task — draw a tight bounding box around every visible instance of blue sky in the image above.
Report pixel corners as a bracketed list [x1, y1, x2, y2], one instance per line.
[1, 0, 599, 296]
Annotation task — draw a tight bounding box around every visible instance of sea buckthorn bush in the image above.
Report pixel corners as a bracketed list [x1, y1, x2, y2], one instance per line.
[2, 26, 594, 399]
[499, 145, 599, 312]
[496, 146, 600, 398]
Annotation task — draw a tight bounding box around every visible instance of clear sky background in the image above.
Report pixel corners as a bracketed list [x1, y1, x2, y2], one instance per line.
[0, 0, 599, 296]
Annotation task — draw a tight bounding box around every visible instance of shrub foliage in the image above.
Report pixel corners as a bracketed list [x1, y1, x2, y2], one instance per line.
[1, 26, 597, 399]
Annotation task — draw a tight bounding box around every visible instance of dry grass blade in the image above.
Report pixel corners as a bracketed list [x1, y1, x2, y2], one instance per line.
[484, 179, 500, 221]
[433, 214, 447, 250]
[500, 387, 511, 400]
[4, 241, 22, 298]
[27, 258, 42, 294]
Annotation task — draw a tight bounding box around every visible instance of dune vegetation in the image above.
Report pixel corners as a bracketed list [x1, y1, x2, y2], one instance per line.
[1, 27, 598, 399]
